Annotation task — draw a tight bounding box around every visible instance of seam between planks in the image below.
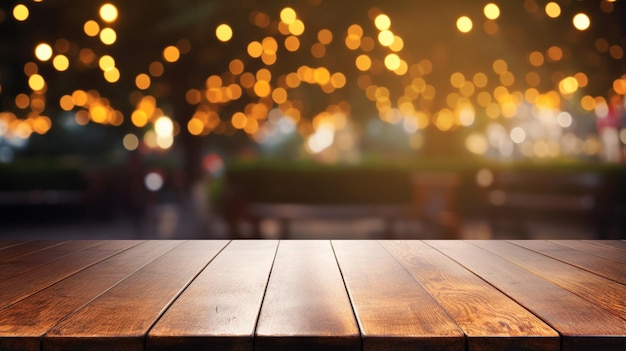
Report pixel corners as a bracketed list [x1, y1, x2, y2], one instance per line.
[141, 240, 233, 351]
[330, 240, 364, 351]
[252, 239, 281, 351]
[423, 240, 565, 350]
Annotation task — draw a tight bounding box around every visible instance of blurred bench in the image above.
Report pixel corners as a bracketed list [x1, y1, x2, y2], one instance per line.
[483, 171, 614, 238]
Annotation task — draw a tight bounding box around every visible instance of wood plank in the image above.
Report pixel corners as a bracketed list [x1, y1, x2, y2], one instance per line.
[427, 240, 626, 351]
[550, 240, 626, 264]
[0, 240, 30, 250]
[147, 240, 278, 351]
[381, 240, 559, 351]
[0, 240, 181, 351]
[0, 240, 141, 310]
[511, 240, 626, 285]
[43, 240, 229, 351]
[471, 240, 626, 320]
[0, 240, 66, 263]
[0, 240, 103, 280]
[583, 240, 626, 251]
[255, 240, 360, 351]
[332, 240, 464, 351]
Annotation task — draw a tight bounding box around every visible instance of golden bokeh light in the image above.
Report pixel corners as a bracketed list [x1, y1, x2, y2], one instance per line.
[384, 54, 401, 71]
[99, 3, 118, 23]
[13, 4, 29, 21]
[59, 95, 75, 111]
[123, 134, 139, 151]
[378, 30, 394, 46]
[52, 55, 69, 71]
[99, 28, 117, 45]
[163, 46, 180, 62]
[35, 43, 53, 62]
[318, 29, 333, 44]
[285, 35, 300, 52]
[135, 73, 151, 90]
[187, 117, 204, 135]
[15, 94, 30, 109]
[216, 24, 233, 42]
[483, 3, 500, 20]
[545, 2, 561, 18]
[573, 13, 590, 31]
[28, 74, 45, 91]
[229, 59, 244, 75]
[83, 20, 100, 37]
[289, 20, 305, 36]
[247, 41, 263, 58]
[103, 67, 120, 83]
[149, 61, 164, 77]
[456, 16, 473, 33]
[355, 54, 371, 71]
[374, 14, 391, 30]
[231, 112, 247, 129]
[280, 7, 297, 24]
[99, 55, 115, 71]
[529, 51, 544, 66]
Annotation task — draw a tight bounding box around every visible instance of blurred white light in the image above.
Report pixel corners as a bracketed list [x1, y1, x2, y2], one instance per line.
[556, 112, 573, 128]
[145, 172, 164, 192]
[510, 127, 526, 144]
[476, 169, 494, 187]
[595, 101, 609, 118]
[123, 133, 139, 151]
[154, 116, 174, 136]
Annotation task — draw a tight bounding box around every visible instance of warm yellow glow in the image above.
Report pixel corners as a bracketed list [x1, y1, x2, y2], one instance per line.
[318, 29, 333, 44]
[473, 72, 488, 88]
[103, 67, 120, 83]
[100, 28, 117, 45]
[483, 3, 500, 20]
[529, 51, 544, 66]
[253, 81, 271, 97]
[510, 127, 526, 144]
[559, 76, 579, 95]
[311, 43, 326, 57]
[28, 74, 45, 91]
[155, 116, 174, 137]
[545, 2, 561, 18]
[314, 67, 331, 85]
[99, 55, 115, 71]
[59, 95, 75, 111]
[35, 43, 53, 62]
[456, 16, 473, 33]
[378, 30, 394, 46]
[272, 88, 288, 104]
[374, 14, 391, 30]
[573, 13, 590, 30]
[389, 36, 404, 52]
[247, 41, 263, 58]
[384, 54, 401, 71]
[13, 4, 29, 21]
[135, 73, 151, 90]
[99, 3, 118, 23]
[231, 112, 247, 129]
[331, 72, 346, 88]
[285, 36, 300, 52]
[72, 90, 88, 106]
[90, 104, 108, 124]
[450, 72, 465, 88]
[289, 20, 305, 36]
[187, 118, 204, 135]
[52, 55, 69, 71]
[216, 24, 233, 42]
[229, 59, 244, 75]
[280, 7, 297, 24]
[163, 46, 180, 62]
[547, 46, 562, 61]
[84, 20, 100, 37]
[492, 59, 507, 74]
[131, 110, 148, 127]
[256, 68, 271, 82]
[614, 79, 626, 95]
[574, 72, 588, 87]
[355, 55, 371, 71]
[500, 71, 515, 86]
[466, 133, 488, 154]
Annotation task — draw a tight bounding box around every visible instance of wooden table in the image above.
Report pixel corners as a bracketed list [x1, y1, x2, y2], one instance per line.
[0, 240, 624, 351]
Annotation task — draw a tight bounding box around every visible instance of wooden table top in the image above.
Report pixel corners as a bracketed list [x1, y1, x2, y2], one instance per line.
[0, 240, 624, 351]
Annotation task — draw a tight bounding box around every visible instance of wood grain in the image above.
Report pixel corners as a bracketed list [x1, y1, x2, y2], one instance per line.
[255, 240, 360, 351]
[332, 240, 464, 351]
[583, 240, 626, 251]
[147, 240, 278, 351]
[549, 240, 626, 264]
[0, 240, 141, 310]
[43, 240, 229, 351]
[471, 240, 626, 320]
[0, 240, 66, 263]
[428, 240, 626, 351]
[381, 240, 559, 351]
[0, 240, 181, 351]
[0, 240, 30, 250]
[511, 240, 626, 285]
[0, 240, 103, 280]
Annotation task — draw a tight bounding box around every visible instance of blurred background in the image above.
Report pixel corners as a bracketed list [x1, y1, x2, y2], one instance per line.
[1, 0, 625, 240]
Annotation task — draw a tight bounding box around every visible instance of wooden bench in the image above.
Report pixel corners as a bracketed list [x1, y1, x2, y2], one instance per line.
[482, 170, 614, 238]
[1, 239, 624, 350]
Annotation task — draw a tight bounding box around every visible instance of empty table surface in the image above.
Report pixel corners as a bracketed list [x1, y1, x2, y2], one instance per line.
[0, 240, 624, 351]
